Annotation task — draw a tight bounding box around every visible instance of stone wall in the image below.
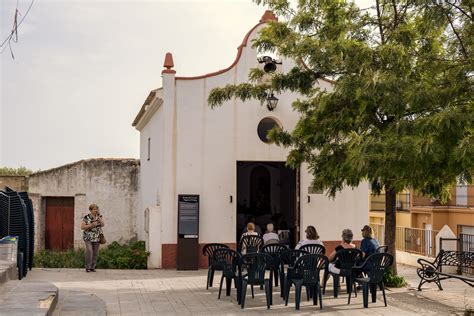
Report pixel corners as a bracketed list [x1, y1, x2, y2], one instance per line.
[0, 176, 28, 192]
[28, 158, 140, 250]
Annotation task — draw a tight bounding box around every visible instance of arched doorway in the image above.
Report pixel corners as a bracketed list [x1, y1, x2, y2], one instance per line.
[250, 165, 271, 216]
[236, 161, 298, 247]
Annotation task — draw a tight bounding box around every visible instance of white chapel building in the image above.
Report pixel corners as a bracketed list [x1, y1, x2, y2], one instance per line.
[133, 11, 369, 269]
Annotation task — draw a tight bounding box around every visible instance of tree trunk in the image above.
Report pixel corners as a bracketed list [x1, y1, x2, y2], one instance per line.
[385, 187, 398, 275]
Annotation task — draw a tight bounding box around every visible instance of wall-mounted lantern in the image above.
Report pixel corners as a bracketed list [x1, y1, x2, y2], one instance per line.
[266, 93, 278, 111]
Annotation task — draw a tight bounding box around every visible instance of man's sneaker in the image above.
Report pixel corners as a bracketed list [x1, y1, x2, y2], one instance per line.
[86, 269, 91, 272]
[90, 269, 96, 272]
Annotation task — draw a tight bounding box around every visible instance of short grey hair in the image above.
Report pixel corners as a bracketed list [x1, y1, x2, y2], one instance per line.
[267, 223, 274, 232]
[342, 229, 353, 243]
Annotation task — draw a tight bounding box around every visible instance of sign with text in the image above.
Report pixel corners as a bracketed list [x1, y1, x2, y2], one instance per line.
[178, 195, 199, 237]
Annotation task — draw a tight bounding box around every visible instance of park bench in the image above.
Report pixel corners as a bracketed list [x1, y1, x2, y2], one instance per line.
[417, 250, 474, 290]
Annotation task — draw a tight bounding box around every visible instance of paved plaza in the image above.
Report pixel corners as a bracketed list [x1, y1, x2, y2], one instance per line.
[19, 264, 473, 315]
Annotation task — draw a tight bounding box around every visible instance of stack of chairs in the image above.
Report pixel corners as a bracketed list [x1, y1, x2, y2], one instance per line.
[0, 187, 34, 279]
[18, 191, 35, 271]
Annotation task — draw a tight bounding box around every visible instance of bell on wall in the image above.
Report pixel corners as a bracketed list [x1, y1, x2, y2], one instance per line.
[257, 56, 282, 73]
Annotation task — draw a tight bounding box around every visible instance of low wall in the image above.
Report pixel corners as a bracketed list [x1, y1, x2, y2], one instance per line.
[396, 250, 458, 274]
[0, 260, 17, 284]
[396, 250, 429, 267]
[0, 243, 18, 284]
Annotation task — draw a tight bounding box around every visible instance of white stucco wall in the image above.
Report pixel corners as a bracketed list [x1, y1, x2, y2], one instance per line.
[28, 159, 139, 249]
[138, 97, 164, 242]
[136, 20, 369, 258]
[300, 164, 369, 241]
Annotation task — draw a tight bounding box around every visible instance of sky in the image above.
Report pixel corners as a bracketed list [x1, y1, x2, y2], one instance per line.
[1, 0, 373, 171]
[0, 0, 264, 171]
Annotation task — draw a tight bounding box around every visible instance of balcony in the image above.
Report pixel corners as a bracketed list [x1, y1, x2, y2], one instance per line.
[370, 192, 411, 211]
[412, 185, 474, 208]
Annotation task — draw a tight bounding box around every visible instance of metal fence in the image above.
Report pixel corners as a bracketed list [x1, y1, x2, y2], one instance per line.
[370, 223, 438, 257]
[440, 234, 474, 275]
[460, 234, 474, 275]
[460, 233, 474, 252]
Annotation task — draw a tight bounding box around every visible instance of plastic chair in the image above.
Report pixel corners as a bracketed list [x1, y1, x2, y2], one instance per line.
[213, 248, 242, 303]
[17, 252, 24, 280]
[238, 235, 264, 254]
[300, 244, 326, 299]
[323, 248, 363, 298]
[285, 254, 328, 310]
[376, 245, 388, 253]
[280, 249, 308, 299]
[278, 230, 291, 248]
[351, 253, 394, 308]
[300, 244, 326, 255]
[202, 243, 229, 289]
[240, 253, 274, 309]
[261, 243, 287, 288]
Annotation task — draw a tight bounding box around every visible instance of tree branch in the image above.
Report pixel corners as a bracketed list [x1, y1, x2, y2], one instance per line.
[446, 0, 473, 21]
[445, 10, 469, 59]
[376, 0, 386, 44]
[391, 0, 399, 27]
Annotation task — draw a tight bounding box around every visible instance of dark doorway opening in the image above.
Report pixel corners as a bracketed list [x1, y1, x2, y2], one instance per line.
[236, 161, 298, 247]
[45, 197, 74, 250]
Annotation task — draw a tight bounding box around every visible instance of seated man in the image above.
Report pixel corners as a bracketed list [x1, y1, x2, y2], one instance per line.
[360, 225, 380, 258]
[263, 223, 279, 245]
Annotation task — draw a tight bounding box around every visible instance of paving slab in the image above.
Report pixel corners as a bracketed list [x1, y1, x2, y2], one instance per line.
[23, 265, 474, 315]
[0, 280, 58, 316]
[52, 289, 106, 316]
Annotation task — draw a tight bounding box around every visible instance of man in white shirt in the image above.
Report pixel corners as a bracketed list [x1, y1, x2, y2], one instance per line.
[263, 223, 279, 245]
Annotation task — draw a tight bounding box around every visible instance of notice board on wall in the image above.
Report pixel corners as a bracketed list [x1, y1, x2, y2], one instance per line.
[177, 195, 199, 238]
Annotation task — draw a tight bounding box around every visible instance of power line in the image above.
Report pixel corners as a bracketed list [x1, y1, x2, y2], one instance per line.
[0, 0, 35, 57]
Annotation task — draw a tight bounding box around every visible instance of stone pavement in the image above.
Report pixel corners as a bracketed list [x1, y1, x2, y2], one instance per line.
[0, 280, 58, 315]
[21, 264, 473, 315]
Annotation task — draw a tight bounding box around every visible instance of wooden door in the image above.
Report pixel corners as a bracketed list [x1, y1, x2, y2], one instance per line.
[45, 197, 74, 250]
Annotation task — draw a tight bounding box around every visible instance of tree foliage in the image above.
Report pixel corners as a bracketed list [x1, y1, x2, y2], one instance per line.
[0, 166, 33, 176]
[208, 0, 473, 272]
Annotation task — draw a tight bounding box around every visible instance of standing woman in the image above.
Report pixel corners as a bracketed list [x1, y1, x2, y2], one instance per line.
[80, 204, 105, 272]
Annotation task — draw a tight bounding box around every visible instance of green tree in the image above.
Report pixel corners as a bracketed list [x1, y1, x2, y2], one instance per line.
[0, 166, 33, 176]
[209, 0, 473, 273]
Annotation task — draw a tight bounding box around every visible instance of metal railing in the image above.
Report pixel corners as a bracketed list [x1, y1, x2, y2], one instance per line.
[460, 233, 474, 275]
[412, 184, 474, 207]
[460, 233, 474, 252]
[439, 234, 474, 275]
[370, 223, 438, 257]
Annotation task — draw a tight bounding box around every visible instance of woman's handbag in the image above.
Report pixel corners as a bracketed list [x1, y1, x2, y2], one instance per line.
[99, 233, 106, 244]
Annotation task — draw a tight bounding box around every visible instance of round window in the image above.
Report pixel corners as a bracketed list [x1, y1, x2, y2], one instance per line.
[257, 117, 282, 143]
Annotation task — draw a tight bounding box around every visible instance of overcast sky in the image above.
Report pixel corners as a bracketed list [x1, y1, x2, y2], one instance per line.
[1, 0, 372, 171]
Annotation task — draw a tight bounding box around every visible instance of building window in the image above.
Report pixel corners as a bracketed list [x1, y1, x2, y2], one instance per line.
[147, 137, 151, 161]
[257, 117, 282, 143]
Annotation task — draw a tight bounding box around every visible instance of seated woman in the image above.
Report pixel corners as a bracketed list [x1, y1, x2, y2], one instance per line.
[328, 228, 355, 274]
[240, 222, 259, 254]
[263, 223, 279, 245]
[295, 225, 324, 249]
[360, 225, 380, 258]
[241, 217, 262, 235]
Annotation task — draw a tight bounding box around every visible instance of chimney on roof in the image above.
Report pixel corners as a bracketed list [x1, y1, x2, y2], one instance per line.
[260, 10, 278, 23]
[162, 52, 176, 74]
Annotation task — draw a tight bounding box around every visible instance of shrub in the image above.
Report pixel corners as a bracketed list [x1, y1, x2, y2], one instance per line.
[34, 241, 149, 269]
[97, 241, 149, 269]
[34, 248, 85, 268]
[383, 269, 408, 288]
